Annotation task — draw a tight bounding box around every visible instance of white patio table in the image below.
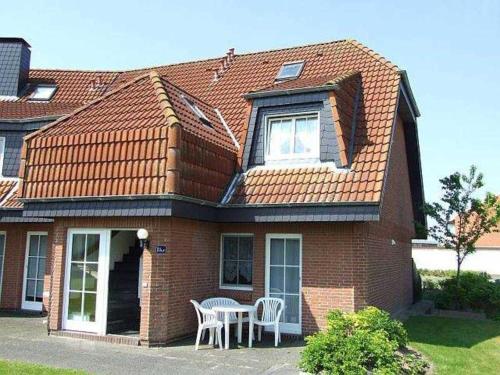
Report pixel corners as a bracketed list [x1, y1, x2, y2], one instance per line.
[212, 304, 256, 349]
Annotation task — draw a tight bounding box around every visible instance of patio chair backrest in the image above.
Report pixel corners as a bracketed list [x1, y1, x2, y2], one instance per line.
[201, 297, 239, 320]
[190, 299, 217, 325]
[255, 297, 284, 323]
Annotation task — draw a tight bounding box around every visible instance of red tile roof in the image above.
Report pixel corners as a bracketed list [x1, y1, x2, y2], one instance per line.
[0, 180, 17, 203]
[18, 39, 407, 205]
[20, 71, 236, 201]
[0, 184, 23, 209]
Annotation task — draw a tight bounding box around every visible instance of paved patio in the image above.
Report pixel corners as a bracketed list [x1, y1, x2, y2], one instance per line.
[0, 312, 303, 374]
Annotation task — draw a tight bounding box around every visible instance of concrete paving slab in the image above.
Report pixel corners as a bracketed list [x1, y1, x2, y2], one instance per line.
[0, 312, 303, 374]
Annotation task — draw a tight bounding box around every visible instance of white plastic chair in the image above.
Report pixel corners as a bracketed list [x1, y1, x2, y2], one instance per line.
[252, 297, 284, 347]
[201, 297, 247, 339]
[190, 300, 223, 350]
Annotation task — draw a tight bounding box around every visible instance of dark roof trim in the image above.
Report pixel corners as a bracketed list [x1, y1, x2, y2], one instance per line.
[21, 196, 380, 223]
[398, 70, 420, 118]
[244, 83, 338, 99]
[0, 37, 31, 47]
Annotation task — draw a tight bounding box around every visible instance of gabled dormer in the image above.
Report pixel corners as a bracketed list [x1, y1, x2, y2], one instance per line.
[241, 71, 361, 171]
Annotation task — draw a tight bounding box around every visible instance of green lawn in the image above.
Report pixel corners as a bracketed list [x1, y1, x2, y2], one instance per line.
[405, 316, 500, 375]
[0, 360, 86, 374]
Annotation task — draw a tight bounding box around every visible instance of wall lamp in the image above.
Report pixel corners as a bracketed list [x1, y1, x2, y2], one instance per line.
[137, 228, 150, 250]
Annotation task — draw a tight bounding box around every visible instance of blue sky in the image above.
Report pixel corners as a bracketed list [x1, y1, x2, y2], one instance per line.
[2, 0, 499, 204]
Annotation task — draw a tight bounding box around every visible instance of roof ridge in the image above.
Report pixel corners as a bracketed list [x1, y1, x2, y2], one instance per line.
[149, 71, 181, 128]
[24, 72, 152, 141]
[30, 68, 123, 74]
[346, 39, 399, 72]
[29, 40, 349, 75]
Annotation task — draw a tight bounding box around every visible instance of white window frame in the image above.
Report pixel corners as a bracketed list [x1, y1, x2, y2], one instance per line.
[264, 112, 320, 162]
[63, 229, 110, 334]
[28, 84, 57, 101]
[0, 137, 5, 177]
[21, 231, 48, 311]
[265, 233, 303, 335]
[181, 94, 213, 127]
[0, 231, 6, 305]
[276, 61, 305, 80]
[219, 233, 254, 291]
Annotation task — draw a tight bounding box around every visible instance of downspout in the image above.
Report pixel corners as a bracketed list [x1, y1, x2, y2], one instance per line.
[150, 71, 182, 194]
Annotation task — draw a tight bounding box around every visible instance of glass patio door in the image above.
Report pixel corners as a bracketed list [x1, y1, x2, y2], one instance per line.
[63, 230, 109, 334]
[22, 232, 48, 310]
[266, 234, 302, 334]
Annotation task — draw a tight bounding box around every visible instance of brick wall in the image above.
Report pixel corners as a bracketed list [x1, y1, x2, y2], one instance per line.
[364, 115, 415, 313]
[0, 223, 52, 311]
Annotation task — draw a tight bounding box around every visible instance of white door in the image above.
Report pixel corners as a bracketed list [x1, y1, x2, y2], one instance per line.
[265, 234, 302, 334]
[63, 230, 110, 334]
[22, 232, 48, 311]
[0, 232, 6, 304]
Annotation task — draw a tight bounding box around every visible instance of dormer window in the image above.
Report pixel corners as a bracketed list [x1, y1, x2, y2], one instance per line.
[276, 61, 305, 80]
[265, 113, 320, 161]
[181, 95, 213, 128]
[29, 84, 57, 101]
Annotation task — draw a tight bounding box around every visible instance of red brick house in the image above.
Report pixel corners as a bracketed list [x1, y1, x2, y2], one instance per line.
[0, 37, 425, 345]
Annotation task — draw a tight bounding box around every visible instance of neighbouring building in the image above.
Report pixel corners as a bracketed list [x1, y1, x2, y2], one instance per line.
[0, 37, 425, 346]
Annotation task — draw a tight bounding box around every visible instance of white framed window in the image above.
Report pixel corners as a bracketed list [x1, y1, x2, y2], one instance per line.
[276, 61, 305, 80]
[29, 84, 57, 101]
[265, 113, 320, 161]
[219, 234, 253, 290]
[0, 137, 5, 177]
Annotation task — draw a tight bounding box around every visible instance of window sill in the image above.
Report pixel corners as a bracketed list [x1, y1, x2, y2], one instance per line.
[219, 285, 253, 292]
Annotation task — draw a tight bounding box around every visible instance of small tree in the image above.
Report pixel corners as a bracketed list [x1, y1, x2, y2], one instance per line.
[422, 166, 500, 288]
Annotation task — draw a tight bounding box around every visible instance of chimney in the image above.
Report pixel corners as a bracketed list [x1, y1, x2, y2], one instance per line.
[0, 38, 31, 97]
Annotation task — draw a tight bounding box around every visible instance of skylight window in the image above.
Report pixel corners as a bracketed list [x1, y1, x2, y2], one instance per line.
[181, 95, 213, 128]
[29, 85, 57, 101]
[276, 61, 305, 80]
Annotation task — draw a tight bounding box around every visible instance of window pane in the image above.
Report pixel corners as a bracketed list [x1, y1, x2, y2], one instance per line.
[29, 235, 39, 256]
[68, 292, 82, 320]
[86, 234, 100, 262]
[239, 261, 252, 285]
[270, 239, 284, 265]
[83, 293, 96, 322]
[268, 120, 291, 156]
[285, 294, 300, 324]
[277, 62, 303, 79]
[285, 239, 300, 266]
[223, 261, 238, 284]
[35, 280, 44, 301]
[239, 237, 253, 260]
[223, 237, 238, 260]
[84, 264, 98, 292]
[26, 279, 36, 301]
[27, 257, 37, 278]
[39, 236, 48, 257]
[0, 234, 5, 256]
[37, 257, 46, 279]
[270, 266, 284, 293]
[69, 263, 84, 291]
[72, 234, 85, 261]
[285, 267, 300, 294]
[294, 116, 319, 154]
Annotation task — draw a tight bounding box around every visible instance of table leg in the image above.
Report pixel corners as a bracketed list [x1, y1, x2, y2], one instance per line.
[248, 313, 254, 348]
[224, 313, 230, 350]
[238, 312, 242, 344]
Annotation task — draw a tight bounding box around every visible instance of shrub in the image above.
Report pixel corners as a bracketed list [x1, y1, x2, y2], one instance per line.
[299, 307, 427, 374]
[424, 271, 500, 319]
